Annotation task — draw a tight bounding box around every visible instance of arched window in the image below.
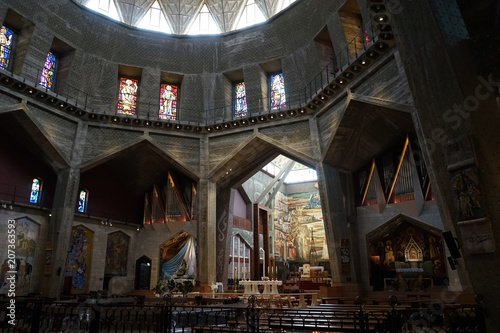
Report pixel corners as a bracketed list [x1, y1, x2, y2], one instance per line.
[78, 189, 89, 213]
[229, 236, 251, 280]
[0, 25, 14, 70]
[117, 77, 139, 115]
[234, 81, 247, 118]
[39, 52, 57, 90]
[270, 73, 286, 110]
[159, 83, 178, 120]
[29, 178, 42, 203]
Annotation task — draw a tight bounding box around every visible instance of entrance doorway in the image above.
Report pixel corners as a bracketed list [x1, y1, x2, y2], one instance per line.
[135, 256, 152, 290]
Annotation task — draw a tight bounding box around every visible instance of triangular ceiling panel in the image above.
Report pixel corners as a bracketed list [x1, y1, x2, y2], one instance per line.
[206, 0, 245, 32]
[115, 0, 155, 26]
[255, 0, 281, 18]
[160, 0, 204, 34]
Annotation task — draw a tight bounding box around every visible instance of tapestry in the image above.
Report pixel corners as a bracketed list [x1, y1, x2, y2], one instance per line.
[105, 231, 130, 276]
[64, 225, 94, 294]
[0, 218, 39, 295]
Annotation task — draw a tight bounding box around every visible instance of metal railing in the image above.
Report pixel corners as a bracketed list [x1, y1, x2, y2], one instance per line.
[0, 21, 379, 127]
[0, 295, 486, 333]
[0, 181, 53, 209]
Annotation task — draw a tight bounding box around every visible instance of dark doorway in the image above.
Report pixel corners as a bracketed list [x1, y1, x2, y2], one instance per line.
[135, 256, 152, 290]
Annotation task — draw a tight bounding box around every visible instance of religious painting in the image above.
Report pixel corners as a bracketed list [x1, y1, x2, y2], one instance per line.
[104, 231, 130, 276]
[273, 182, 325, 263]
[450, 167, 486, 221]
[64, 225, 94, 294]
[159, 83, 178, 120]
[367, 219, 447, 291]
[0, 218, 39, 295]
[0, 25, 14, 70]
[117, 77, 139, 115]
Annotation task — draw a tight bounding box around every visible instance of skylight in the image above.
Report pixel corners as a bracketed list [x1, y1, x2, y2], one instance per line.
[280, 0, 297, 11]
[137, 1, 172, 33]
[186, 4, 221, 35]
[236, 0, 266, 30]
[85, 0, 120, 21]
[81, 0, 301, 35]
[262, 155, 318, 184]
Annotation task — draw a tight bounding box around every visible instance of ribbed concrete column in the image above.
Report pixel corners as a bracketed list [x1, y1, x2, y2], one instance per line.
[45, 122, 87, 298]
[389, 0, 500, 329]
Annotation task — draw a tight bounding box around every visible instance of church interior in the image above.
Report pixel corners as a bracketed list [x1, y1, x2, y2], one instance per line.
[0, 0, 499, 331]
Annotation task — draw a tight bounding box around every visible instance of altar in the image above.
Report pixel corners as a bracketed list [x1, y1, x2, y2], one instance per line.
[239, 279, 282, 295]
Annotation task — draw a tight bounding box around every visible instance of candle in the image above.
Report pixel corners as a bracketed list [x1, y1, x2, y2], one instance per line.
[267, 266, 270, 277]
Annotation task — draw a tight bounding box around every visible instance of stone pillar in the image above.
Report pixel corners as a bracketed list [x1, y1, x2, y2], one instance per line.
[215, 186, 235, 283]
[19, 23, 53, 83]
[388, 0, 500, 329]
[139, 67, 161, 118]
[326, 12, 350, 70]
[43, 122, 87, 298]
[197, 178, 217, 285]
[44, 167, 81, 298]
[180, 74, 205, 123]
[317, 162, 353, 283]
[197, 134, 217, 285]
[243, 64, 268, 114]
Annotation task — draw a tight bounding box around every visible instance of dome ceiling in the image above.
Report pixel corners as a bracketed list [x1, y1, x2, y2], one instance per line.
[74, 0, 297, 35]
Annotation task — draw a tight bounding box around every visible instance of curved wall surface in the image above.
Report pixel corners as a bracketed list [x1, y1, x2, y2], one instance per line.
[1, 0, 343, 122]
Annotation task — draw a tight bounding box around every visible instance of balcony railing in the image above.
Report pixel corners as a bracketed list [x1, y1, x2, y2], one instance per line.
[0, 21, 380, 127]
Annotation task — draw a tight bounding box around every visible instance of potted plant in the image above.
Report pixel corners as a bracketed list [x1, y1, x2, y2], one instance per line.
[153, 280, 166, 297]
[167, 279, 176, 295]
[183, 280, 194, 297]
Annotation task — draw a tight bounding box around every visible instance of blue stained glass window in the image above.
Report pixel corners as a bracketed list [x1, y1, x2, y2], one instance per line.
[78, 190, 88, 213]
[0, 26, 14, 70]
[118, 77, 139, 115]
[270, 73, 286, 110]
[234, 82, 247, 118]
[39, 52, 57, 89]
[159, 83, 178, 120]
[30, 178, 42, 203]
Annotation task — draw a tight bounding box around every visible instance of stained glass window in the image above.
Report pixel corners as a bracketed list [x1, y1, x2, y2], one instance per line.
[29, 178, 42, 203]
[159, 83, 178, 120]
[0, 26, 14, 70]
[78, 190, 89, 213]
[270, 73, 286, 110]
[234, 82, 247, 118]
[39, 52, 57, 89]
[117, 77, 139, 115]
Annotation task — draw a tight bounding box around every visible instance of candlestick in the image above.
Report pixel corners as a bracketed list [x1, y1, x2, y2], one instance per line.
[234, 266, 237, 293]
